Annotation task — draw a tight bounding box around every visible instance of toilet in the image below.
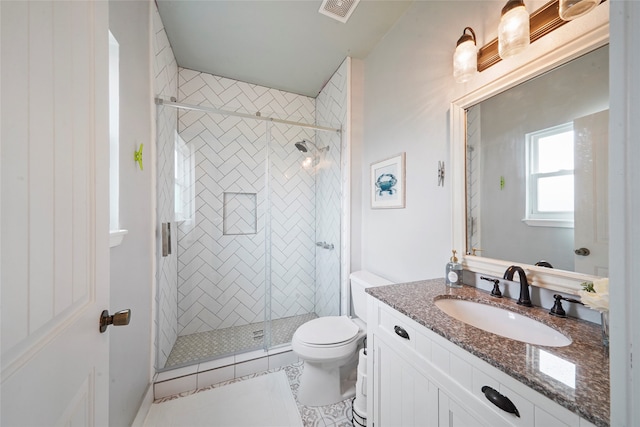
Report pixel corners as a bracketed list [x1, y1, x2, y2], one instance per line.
[292, 270, 393, 406]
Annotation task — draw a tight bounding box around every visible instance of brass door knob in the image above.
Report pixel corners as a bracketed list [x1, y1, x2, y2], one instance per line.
[99, 309, 131, 333]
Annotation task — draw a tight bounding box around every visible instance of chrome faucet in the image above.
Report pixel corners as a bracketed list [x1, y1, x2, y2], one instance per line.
[503, 265, 532, 307]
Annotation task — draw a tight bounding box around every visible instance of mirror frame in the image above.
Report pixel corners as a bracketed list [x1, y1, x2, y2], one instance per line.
[451, 4, 609, 295]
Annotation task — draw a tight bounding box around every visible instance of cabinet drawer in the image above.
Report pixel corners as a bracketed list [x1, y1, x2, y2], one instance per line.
[377, 304, 416, 350]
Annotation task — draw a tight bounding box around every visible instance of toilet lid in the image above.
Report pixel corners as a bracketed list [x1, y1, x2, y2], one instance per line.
[296, 316, 359, 345]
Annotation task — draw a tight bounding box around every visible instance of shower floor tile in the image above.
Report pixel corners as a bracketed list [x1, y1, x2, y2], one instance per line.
[165, 313, 318, 368]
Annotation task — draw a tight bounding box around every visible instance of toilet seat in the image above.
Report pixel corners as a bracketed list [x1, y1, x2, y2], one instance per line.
[294, 316, 359, 346]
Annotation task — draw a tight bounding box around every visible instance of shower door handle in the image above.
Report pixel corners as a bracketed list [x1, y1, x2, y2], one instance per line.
[162, 222, 172, 257]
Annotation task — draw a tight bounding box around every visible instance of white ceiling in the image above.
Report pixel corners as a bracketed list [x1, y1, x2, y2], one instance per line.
[156, 0, 413, 97]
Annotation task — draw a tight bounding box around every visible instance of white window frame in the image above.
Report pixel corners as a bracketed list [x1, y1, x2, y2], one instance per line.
[523, 122, 575, 228]
[174, 133, 194, 225]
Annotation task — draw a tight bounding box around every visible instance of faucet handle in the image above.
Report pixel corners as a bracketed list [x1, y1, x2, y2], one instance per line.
[549, 294, 584, 318]
[549, 295, 567, 317]
[481, 276, 502, 298]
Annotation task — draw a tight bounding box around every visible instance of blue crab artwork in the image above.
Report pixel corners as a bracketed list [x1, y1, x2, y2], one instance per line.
[376, 173, 398, 196]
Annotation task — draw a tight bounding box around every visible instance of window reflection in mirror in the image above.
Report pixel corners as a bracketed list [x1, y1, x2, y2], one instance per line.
[466, 45, 609, 276]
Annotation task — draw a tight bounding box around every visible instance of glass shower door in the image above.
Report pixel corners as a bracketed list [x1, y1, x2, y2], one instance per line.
[161, 109, 270, 369]
[265, 123, 342, 351]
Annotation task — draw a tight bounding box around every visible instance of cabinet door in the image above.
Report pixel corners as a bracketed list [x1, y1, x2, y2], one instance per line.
[373, 336, 439, 427]
[439, 389, 482, 427]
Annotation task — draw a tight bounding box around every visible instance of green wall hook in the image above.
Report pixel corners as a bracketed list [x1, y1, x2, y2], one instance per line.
[500, 176, 505, 190]
[134, 144, 144, 170]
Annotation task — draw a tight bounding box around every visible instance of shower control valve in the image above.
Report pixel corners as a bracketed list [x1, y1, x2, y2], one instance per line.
[316, 241, 334, 250]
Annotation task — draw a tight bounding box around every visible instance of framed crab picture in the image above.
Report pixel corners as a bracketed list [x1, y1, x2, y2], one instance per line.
[371, 152, 406, 209]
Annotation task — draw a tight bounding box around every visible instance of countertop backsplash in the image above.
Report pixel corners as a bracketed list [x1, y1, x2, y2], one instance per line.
[462, 270, 603, 324]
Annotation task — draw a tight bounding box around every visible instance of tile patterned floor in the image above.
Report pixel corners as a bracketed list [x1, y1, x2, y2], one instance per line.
[165, 313, 318, 368]
[155, 361, 355, 427]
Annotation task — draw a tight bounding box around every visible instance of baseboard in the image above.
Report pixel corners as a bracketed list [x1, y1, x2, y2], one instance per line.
[131, 383, 154, 427]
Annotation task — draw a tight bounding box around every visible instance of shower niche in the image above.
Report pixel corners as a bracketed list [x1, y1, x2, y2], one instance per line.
[223, 192, 257, 236]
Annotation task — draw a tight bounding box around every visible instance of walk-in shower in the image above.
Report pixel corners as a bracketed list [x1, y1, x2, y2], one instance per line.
[154, 96, 344, 371]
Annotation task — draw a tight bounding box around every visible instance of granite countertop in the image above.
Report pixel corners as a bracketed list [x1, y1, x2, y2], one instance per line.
[367, 278, 610, 427]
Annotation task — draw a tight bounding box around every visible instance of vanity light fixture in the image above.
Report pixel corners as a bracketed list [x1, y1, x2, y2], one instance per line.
[559, 0, 599, 20]
[458, 0, 604, 72]
[453, 27, 478, 83]
[498, 0, 530, 59]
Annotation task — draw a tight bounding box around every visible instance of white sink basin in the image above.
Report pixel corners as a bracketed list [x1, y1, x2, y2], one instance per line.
[434, 299, 572, 347]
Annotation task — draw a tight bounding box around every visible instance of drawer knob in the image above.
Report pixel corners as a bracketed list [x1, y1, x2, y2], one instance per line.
[481, 386, 520, 418]
[394, 325, 410, 340]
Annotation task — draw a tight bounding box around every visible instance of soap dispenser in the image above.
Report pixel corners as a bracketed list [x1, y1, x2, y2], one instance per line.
[445, 250, 463, 288]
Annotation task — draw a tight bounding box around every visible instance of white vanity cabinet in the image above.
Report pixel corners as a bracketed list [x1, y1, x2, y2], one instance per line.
[367, 297, 598, 427]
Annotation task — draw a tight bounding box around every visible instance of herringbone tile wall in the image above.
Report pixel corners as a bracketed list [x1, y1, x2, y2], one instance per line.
[153, 4, 179, 369]
[175, 68, 336, 336]
[314, 59, 349, 317]
[268, 122, 317, 324]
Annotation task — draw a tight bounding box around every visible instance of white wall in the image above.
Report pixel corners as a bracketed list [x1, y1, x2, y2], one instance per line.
[108, 1, 154, 425]
[360, 1, 494, 282]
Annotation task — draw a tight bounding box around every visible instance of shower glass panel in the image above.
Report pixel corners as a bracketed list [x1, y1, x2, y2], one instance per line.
[155, 102, 342, 371]
[265, 123, 342, 350]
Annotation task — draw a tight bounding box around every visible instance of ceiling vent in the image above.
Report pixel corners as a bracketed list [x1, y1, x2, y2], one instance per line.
[318, 0, 361, 23]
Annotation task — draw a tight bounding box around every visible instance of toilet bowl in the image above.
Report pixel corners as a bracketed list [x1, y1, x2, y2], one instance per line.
[292, 271, 392, 407]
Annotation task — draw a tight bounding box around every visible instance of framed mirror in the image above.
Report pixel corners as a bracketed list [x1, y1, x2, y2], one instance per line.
[451, 4, 609, 294]
[467, 45, 608, 275]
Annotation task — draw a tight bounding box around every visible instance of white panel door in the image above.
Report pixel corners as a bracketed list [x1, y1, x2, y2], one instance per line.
[1, 1, 110, 425]
[574, 110, 609, 277]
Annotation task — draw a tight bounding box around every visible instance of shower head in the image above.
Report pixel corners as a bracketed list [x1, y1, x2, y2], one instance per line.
[294, 139, 329, 154]
[295, 140, 309, 153]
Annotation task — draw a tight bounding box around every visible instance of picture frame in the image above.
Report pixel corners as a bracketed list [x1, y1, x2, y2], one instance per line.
[371, 153, 406, 209]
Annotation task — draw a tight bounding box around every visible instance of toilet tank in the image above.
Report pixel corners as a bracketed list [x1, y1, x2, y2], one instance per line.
[350, 271, 393, 321]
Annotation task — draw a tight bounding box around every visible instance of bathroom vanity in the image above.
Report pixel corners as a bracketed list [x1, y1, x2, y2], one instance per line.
[366, 279, 609, 427]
